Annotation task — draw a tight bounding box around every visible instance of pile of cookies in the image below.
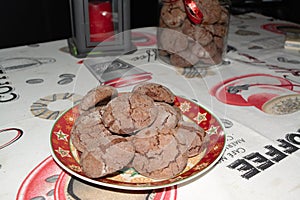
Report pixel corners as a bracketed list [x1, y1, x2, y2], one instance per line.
[71, 82, 207, 180]
[158, 0, 229, 67]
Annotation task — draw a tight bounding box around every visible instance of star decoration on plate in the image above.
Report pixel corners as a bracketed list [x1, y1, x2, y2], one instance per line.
[55, 147, 71, 158]
[69, 164, 82, 172]
[54, 129, 69, 142]
[179, 101, 191, 113]
[193, 112, 207, 124]
[205, 126, 219, 135]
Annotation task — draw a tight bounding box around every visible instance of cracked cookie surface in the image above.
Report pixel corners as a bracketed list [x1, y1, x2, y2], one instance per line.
[132, 82, 175, 104]
[131, 128, 188, 179]
[102, 92, 158, 135]
[80, 136, 135, 178]
[78, 85, 118, 114]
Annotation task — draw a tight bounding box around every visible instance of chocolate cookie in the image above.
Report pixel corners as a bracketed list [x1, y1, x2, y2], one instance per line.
[80, 136, 135, 178]
[78, 85, 118, 114]
[214, 36, 224, 49]
[193, 27, 213, 46]
[160, 1, 186, 28]
[158, 28, 189, 54]
[151, 102, 182, 131]
[71, 106, 111, 152]
[132, 82, 175, 104]
[182, 20, 213, 46]
[102, 92, 158, 134]
[199, 1, 222, 25]
[213, 24, 228, 38]
[177, 121, 207, 157]
[170, 47, 200, 67]
[190, 42, 210, 59]
[131, 128, 188, 179]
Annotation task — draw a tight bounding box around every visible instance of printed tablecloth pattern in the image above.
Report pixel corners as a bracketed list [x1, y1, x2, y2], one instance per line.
[1, 13, 300, 199]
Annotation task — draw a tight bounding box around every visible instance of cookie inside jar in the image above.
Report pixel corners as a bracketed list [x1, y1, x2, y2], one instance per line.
[157, 0, 230, 68]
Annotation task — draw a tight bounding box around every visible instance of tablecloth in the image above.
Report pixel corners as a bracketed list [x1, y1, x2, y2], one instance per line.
[1, 13, 300, 200]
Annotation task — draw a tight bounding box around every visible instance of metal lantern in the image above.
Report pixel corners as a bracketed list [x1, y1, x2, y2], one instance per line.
[68, 0, 135, 58]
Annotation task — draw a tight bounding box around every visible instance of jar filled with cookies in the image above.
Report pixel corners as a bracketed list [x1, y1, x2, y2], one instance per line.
[157, 0, 230, 68]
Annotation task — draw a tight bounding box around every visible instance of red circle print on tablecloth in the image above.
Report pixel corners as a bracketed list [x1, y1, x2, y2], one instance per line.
[210, 73, 300, 114]
[16, 156, 62, 200]
[261, 23, 300, 34]
[16, 156, 177, 200]
[0, 128, 23, 149]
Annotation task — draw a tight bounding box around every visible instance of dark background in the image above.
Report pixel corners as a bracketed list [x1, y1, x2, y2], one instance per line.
[0, 0, 299, 49]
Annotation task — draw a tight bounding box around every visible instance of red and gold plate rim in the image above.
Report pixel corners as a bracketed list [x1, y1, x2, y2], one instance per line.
[50, 96, 226, 190]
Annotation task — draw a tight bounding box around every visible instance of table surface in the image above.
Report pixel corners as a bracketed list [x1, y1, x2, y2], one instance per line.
[1, 13, 300, 200]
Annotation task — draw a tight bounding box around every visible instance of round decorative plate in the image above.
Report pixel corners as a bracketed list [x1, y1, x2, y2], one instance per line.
[50, 96, 226, 190]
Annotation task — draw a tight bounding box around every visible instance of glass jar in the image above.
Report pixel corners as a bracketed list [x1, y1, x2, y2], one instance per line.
[157, 0, 230, 68]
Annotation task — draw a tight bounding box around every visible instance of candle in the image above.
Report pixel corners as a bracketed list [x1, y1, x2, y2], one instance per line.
[89, 1, 114, 42]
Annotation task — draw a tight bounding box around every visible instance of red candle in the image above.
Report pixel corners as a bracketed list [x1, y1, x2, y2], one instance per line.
[89, 1, 114, 42]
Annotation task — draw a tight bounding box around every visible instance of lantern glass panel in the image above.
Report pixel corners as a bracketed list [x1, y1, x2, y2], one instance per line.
[68, 0, 134, 57]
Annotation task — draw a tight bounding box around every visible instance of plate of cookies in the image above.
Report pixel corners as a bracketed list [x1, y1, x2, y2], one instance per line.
[50, 82, 226, 190]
